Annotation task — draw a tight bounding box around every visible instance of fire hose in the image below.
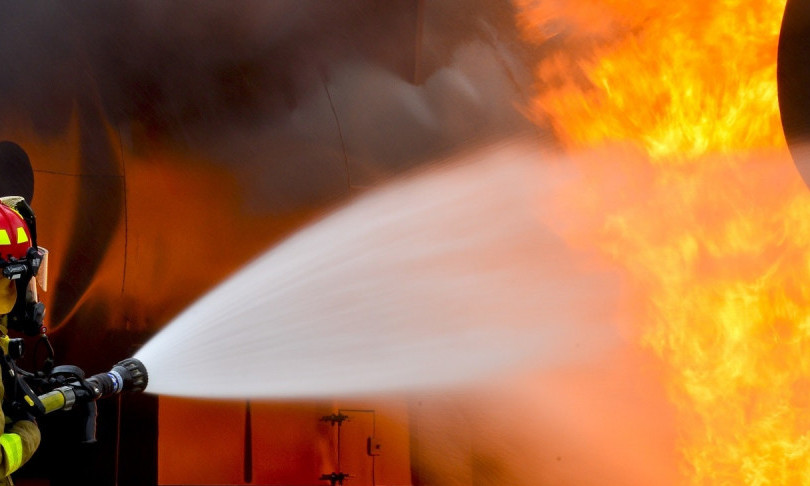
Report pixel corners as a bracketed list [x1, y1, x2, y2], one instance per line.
[0, 334, 148, 442]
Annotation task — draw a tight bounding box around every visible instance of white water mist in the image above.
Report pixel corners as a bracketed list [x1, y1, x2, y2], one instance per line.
[134, 138, 620, 399]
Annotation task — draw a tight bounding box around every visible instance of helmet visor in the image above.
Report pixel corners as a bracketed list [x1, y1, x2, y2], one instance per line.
[36, 247, 48, 293]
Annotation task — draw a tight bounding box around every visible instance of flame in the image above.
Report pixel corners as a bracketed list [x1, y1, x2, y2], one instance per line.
[514, 0, 810, 483]
[515, 0, 787, 160]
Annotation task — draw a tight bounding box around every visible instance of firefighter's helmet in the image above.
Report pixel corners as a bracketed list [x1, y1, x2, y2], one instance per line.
[0, 202, 31, 315]
[0, 202, 31, 262]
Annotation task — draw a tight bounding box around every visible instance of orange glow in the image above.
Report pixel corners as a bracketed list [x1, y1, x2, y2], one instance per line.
[515, 0, 787, 160]
[515, 0, 810, 484]
[0, 116, 307, 335]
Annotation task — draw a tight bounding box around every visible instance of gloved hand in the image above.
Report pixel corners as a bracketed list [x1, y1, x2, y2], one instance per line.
[3, 401, 37, 427]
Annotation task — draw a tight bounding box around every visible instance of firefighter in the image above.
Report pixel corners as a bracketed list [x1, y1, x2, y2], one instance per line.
[0, 199, 43, 485]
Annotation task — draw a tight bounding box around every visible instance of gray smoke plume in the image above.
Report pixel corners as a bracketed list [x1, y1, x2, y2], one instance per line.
[0, 1, 541, 210]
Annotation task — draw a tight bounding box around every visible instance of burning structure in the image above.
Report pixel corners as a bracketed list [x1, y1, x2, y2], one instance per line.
[0, 1, 807, 485]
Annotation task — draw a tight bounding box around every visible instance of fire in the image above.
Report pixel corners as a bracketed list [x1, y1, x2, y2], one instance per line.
[515, 0, 787, 160]
[514, 0, 810, 484]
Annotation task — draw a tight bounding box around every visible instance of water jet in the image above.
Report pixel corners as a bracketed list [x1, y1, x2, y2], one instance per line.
[134, 138, 620, 400]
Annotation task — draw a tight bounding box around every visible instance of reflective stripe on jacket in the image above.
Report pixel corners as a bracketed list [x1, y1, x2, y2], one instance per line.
[0, 358, 41, 485]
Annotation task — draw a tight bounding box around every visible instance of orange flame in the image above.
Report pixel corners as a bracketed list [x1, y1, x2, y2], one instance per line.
[515, 0, 810, 483]
[515, 0, 787, 160]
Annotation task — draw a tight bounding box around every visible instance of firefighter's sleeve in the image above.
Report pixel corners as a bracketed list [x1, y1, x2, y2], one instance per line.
[0, 420, 40, 476]
[0, 371, 40, 477]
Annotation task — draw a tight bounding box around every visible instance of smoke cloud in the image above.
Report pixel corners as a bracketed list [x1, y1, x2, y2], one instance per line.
[0, 1, 540, 209]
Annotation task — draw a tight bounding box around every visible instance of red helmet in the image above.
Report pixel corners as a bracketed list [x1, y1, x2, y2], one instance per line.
[0, 202, 31, 262]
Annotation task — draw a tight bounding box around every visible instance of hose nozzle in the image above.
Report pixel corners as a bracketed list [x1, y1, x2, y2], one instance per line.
[33, 358, 149, 442]
[85, 358, 149, 400]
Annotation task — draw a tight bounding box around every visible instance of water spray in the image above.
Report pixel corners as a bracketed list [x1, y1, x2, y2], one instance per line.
[134, 138, 621, 399]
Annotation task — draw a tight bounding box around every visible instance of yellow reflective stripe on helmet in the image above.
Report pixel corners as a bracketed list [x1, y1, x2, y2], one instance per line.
[15, 227, 27, 244]
[0, 230, 8, 245]
[0, 433, 23, 475]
